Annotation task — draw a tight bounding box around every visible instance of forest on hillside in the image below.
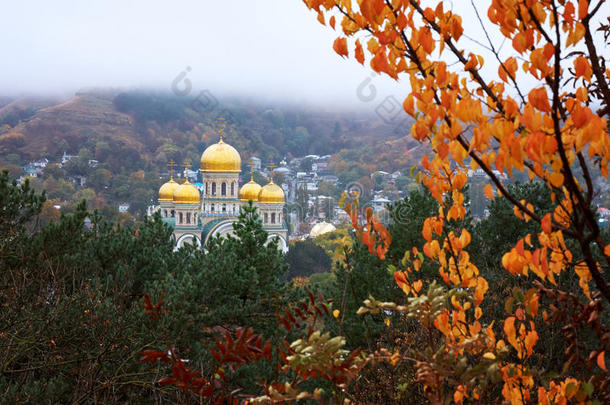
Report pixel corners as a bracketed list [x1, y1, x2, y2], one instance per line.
[0, 90, 422, 221]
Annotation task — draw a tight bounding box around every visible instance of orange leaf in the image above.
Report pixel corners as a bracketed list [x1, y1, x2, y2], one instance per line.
[513, 30, 533, 53]
[541, 213, 552, 234]
[567, 22, 586, 47]
[420, 27, 434, 54]
[574, 56, 592, 80]
[549, 171, 564, 188]
[484, 183, 495, 200]
[403, 95, 415, 117]
[317, 11, 325, 25]
[528, 87, 551, 113]
[397, 12, 407, 30]
[578, 0, 589, 20]
[453, 172, 467, 189]
[597, 351, 607, 371]
[564, 2, 575, 25]
[329, 15, 335, 29]
[354, 39, 364, 65]
[499, 57, 517, 82]
[333, 37, 348, 58]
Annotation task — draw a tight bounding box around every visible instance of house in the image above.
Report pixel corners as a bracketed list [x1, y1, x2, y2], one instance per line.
[118, 203, 130, 213]
[371, 197, 391, 211]
[61, 152, 78, 165]
[32, 158, 49, 169]
[306, 182, 318, 192]
[22, 165, 39, 178]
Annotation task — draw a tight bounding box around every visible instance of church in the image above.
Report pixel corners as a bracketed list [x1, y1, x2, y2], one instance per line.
[155, 136, 288, 251]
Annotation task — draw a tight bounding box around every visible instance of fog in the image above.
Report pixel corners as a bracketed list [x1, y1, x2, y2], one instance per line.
[2, 0, 607, 110]
[0, 0, 401, 109]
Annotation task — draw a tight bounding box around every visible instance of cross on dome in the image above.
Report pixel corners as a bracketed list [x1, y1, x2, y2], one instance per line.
[267, 162, 277, 183]
[167, 159, 176, 180]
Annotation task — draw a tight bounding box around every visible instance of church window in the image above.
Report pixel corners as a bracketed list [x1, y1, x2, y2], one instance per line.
[212, 182, 216, 196]
[231, 182, 235, 196]
[178, 212, 183, 224]
[171, 210, 175, 218]
[264, 213, 268, 223]
[221, 182, 227, 196]
[222, 204, 227, 212]
[186, 212, 191, 224]
[211, 204, 215, 213]
[271, 213, 276, 224]
[205, 182, 208, 195]
[163, 209, 167, 217]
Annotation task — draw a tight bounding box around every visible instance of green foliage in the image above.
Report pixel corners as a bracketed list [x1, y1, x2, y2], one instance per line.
[471, 182, 555, 272]
[285, 239, 332, 280]
[0, 171, 183, 402]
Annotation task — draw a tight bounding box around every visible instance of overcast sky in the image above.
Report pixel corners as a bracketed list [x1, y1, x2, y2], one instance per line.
[2, 1, 608, 109]
[0, 0, 400, 108]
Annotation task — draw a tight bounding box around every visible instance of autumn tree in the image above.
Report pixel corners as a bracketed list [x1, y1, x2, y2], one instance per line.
[302, 0, 610, 403]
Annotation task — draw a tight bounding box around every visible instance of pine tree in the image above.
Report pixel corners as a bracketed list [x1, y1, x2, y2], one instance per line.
[202, 201, 287, 332]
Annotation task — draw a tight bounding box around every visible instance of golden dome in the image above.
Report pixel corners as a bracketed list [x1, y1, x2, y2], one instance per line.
[173, 180, 200, 204]
[158, 178, 179, 201]
[239, 181, 262, 201]
[258, 180, 285, 204]
[200, 138, 241, 173]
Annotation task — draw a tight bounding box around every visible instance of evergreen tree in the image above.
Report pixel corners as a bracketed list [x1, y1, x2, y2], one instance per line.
[285, 239, 332, 280]
[0, 169, 178, 402]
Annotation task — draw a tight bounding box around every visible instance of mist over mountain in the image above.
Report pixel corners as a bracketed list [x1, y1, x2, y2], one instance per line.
[0, 88, 419, 171]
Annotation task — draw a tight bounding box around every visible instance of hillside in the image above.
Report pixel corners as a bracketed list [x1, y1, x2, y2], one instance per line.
[0, 89, 422, 176]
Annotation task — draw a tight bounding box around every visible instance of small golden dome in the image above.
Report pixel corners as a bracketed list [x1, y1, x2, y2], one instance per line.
[158, 178, 178, 201]
[173, 180, 200, 204]
[239, 180, 262, 201]
[258, 180, 285, 204]
[200, 138, 241, 173]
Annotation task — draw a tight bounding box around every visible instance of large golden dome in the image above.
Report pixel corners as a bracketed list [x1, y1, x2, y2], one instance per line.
[258, 180, 285, 204]
[158, 179, 179, 201]
[200, 138, 241, 173]
[173, 180, 200, 204]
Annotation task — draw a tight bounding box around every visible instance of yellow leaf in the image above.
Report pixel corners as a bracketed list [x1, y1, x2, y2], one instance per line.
[332, 309, 340, 318]
[483, 352, 496, 360]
